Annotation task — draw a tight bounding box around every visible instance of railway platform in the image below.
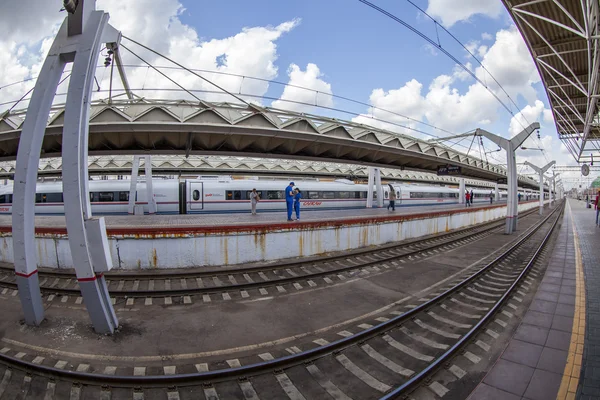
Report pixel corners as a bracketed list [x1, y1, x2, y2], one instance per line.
[0, 200, 545, 270]
[468, 198, 597, 400]
[0, 201, 578, 399]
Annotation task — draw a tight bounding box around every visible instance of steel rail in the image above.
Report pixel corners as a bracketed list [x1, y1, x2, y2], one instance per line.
[0, 207, 542, 297]
[0, 202, 563, 388]
[380, 200, 564, 399]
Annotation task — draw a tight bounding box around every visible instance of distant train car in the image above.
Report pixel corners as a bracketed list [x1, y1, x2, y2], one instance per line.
[0, 178, 537, 216]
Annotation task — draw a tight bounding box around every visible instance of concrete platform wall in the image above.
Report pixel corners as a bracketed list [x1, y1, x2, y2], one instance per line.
[0, 201, 549, 269]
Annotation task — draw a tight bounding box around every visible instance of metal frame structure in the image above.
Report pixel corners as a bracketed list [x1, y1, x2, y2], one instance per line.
[553, 165, 600, 172]
[428, 124, 541, 234]
[0, 155, 545, 189]
[0, 99, 541, 185]
[12, 0, 118, 333]
[503, 0, 600, 163]
[524, 160, 556, 214]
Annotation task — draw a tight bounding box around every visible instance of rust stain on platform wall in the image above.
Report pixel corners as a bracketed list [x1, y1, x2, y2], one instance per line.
[149, 248, 158, 268]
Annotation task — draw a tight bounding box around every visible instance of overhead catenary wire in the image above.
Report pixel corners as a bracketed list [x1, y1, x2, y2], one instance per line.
[119, 44, 204, 103]
[122, 35, 251, 107]
[358, 0, 551, 162]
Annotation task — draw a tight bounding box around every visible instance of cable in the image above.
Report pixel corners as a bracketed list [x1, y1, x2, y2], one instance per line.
[120, 44, 204, 103]
[122, 35, 251, 107]
[358, 0, 552, 161]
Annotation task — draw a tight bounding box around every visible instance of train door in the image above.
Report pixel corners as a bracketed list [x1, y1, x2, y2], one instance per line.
[189, 181, 203, 211]
[396, 187, 401, 205]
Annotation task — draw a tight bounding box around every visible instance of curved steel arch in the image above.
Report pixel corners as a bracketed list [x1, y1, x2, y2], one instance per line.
[0, 98, 540, 187]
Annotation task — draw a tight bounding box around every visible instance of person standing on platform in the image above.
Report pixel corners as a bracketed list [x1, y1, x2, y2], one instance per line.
[595, 190, 599, 226]
[465, 191, 470, 207]
[285, 182, 295, 221]
[518, 193, 522, 202]
[490, 191, 493, 204]
[387, 184, 396, 211]
[470, 189, 474, 205]
[250, 188, 260, 215]
[293, 188, 302, 220]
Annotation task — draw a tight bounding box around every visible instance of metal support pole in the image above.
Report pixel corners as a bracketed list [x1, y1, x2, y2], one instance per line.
[374, 168, 383, 208]
[144, 155, 156, 214]
[495, 183, 499, 202]
[476, 123, 539, 234]
[128, 155, 140, 214]
[62, 9, 118, 334]
[523, 161, 555, 216]
[459, 178, 465, 204]
[506, 143, 516, 233]
[538, 172, 544, 215]
[11, 29, 67, 326]
[366, 167, 374, 208]
[12, 0, 121, 332]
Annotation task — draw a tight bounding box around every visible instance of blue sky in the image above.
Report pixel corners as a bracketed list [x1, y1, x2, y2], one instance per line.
[0, 0, 581, 179]
[176, 0, 556, 152]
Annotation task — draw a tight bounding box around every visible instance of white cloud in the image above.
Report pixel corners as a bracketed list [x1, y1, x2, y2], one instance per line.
[354, 27, 542, 136]
[0, 0, 300, 111]
[95, 0, 300, 103]
[0, 0, 63, 46]
[509, 100, 547, 138]
[481, 32, 493, 41]
[271, 63, 333, 113]
[509, 101, 574, 171]
[352, 79, 428, 136]
[426, 0, 503, 28]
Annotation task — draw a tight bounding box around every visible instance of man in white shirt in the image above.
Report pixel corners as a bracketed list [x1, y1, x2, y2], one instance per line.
[250, 188, 260, 215]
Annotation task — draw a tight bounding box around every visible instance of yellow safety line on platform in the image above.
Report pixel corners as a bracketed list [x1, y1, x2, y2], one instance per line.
[557, 202, 585, 400]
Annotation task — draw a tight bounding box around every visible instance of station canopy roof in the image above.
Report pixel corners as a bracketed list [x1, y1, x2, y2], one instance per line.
[503, 0, 600, 163]
[0, 98, 542, 189]
[0, 155, 550, 190]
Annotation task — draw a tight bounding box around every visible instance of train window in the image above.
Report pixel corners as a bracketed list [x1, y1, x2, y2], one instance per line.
[98, 192, 114, 202]
[192, 190, 200, 201]
[384, 191, 389, 199]
[226, 190, 242, 200]
[119, 191, 129, 202]
[0, 194, 11, 203]
[267, 191, 283, 200]
[45, 193, 63, 203]
[322, 191, 335, 199]
[338, 191, 350, 199]
[307, 191, 319, 199]
[361, 191, 368, 198]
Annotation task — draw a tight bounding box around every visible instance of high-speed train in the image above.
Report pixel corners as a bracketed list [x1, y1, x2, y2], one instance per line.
[0, 177, 543, 215]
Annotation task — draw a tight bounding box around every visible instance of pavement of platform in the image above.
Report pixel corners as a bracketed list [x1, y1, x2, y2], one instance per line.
[467, 199, 595, 400]
[570, 198, 600, 399]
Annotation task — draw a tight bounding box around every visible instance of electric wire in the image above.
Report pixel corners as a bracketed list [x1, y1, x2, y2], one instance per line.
[358, 0, 551, 161]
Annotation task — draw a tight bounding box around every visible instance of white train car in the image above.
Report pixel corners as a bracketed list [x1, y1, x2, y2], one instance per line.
[0, 177, 542, 216]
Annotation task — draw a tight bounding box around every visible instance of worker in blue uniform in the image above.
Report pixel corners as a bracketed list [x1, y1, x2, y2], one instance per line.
[293, 188, 302, 220]
[285, 182, 295, 221]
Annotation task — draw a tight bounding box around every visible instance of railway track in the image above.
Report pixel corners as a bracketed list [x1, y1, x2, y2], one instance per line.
[0, 206, 544, 303]
[0, 201, 563, 399]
